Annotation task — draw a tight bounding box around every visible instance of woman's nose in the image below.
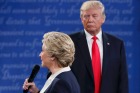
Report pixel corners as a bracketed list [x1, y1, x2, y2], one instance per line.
[39, 52, 41, 57]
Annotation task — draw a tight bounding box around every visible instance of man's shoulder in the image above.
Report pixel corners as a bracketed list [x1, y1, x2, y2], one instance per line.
[69, 31, 82, 37]
[69, 31, 84, 44]
[104, 32, 124, 43]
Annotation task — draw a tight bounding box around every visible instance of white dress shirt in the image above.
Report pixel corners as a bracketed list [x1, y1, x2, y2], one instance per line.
[40, 66, 71, 93]
[84, 29, 103, 71]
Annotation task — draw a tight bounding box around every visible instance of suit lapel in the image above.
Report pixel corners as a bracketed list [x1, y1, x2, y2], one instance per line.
[77, 31, 94, 79]
[44, 78, 60, 93]
[101, 33, 111, 79]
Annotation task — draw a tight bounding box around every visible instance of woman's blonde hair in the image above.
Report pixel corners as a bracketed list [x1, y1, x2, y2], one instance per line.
[42, 31, 75, 67]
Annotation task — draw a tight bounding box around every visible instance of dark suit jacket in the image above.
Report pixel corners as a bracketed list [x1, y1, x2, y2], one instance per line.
[69, 31, 129, 93]
[44, 71, 80, 93]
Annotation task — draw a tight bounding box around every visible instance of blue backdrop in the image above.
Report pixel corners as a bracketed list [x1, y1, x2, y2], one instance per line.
[0, 0, 140, 93]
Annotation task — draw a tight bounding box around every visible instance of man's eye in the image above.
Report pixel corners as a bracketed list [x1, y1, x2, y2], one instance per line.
[84, 15, 89, 18]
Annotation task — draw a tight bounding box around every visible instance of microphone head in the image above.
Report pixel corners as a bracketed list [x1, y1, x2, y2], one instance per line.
[28, 65, 40, 82]
[33, 65, 40, 72]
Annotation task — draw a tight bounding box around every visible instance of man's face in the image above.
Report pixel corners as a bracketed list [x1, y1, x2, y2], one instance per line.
[81, 8, 105, 35]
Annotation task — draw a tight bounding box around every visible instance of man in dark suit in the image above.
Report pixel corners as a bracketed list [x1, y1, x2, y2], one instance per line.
[70, 1, 129, 93]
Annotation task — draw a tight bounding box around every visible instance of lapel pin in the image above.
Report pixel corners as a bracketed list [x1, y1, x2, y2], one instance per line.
[107, 42, 110, 45]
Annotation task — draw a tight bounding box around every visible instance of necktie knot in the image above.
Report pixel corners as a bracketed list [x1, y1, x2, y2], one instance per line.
[92, 36, 98, 41]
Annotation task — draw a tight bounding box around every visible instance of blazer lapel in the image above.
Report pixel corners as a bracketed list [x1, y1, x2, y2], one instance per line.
[101, 32, 111, 79]
[44, 78, 60, 93]
[77, 31, 94, 80]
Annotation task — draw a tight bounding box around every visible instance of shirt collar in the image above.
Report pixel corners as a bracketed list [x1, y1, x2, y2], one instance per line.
[84, 29, 102, 41]
[49, 66, 71, 79]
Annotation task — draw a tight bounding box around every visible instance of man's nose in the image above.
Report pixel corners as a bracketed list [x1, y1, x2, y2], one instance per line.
[88, 16, 94, 22]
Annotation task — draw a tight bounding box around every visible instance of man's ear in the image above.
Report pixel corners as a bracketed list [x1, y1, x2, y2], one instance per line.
[102, 15, 106, 23]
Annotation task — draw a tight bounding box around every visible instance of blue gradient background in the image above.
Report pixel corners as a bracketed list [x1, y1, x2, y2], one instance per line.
[0, 0, 139, 93]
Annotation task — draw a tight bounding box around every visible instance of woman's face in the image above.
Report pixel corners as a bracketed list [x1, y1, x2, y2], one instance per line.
[39, 44, 52, 68]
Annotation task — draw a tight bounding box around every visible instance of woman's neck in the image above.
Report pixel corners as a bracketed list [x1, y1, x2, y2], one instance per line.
[49, 64, 62, 74]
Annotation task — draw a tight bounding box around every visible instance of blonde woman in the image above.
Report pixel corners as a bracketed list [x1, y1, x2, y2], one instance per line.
[23, 32, 80, 93]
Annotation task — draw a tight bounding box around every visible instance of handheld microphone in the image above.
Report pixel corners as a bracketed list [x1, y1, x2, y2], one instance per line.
[23, 65, 40, 93]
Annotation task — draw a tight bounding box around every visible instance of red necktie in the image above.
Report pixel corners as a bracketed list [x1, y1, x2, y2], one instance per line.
[92, 36, 101, 93]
